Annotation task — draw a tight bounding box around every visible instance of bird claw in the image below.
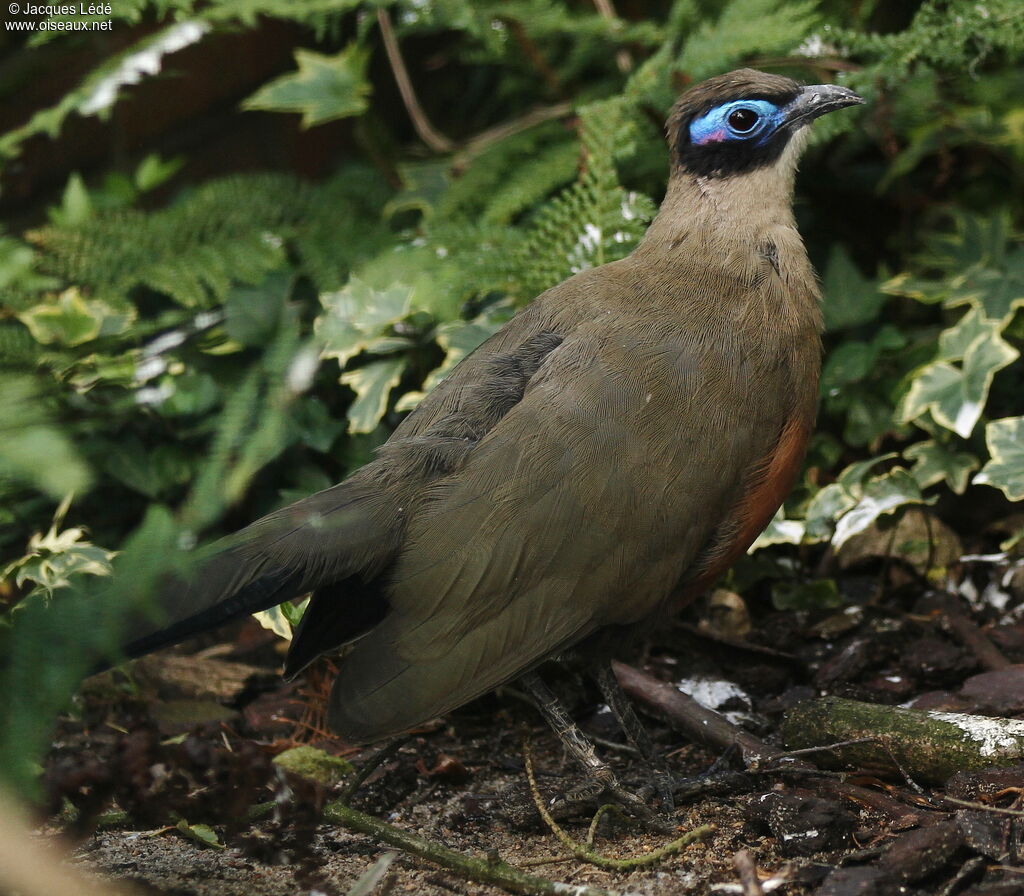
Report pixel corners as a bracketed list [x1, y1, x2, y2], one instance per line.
[635, 765, 676, 813]
[547, 775, 674, 835]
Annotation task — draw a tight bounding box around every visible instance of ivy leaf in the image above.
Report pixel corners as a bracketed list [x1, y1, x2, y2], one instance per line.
[252, 597, 308, 641]
[134, 153, 184, 192]
[224, 273, 291, 347]
[243, 45, 371, 127]
[974, 417, 1024, 501]
[384, 160, 453, 221]
[341, 358, 405, 433]
[899, 321, 1019, 438]
[821, 245, 886, 331]
[937, 306, 993, 361]
[832, 469, 924, 549]
[802, 455, 899, 543]
[17, 288, 131, 346]
[2, 497, 115, 601]
[288, 397, 345, 453]
[822, 325, 905, 392]
[750, 510, 805, 551]
[175, 820, 224, 850]
[317, 278, 415, 368]
[48, 173, 92, 228]
[946, 262, 1024, 325]
[903, 439, 979, 494]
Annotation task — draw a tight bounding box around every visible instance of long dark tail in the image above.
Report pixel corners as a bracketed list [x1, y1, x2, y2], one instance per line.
[121, 559, 303, 659]
[112, 476, 399, 666]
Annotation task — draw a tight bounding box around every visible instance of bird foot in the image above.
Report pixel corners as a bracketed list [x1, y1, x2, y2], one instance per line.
[633, 762, 676, 813]
[547, 773, 674, 835]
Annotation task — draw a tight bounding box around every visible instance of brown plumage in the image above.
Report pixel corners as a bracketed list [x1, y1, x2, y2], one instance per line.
[120, 69, 862, 746]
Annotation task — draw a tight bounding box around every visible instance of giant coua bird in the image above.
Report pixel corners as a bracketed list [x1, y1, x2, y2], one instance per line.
[117, 69, 862, 802]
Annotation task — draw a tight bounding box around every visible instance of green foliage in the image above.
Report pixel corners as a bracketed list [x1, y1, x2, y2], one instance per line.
[975, 417, 1024, 502]
[679, 0, 820, 79]
[510, 99, 657, 299]
[243, 44, 372, 127]
[1, 497, 115, 603]
[3, 0, 1024, 798]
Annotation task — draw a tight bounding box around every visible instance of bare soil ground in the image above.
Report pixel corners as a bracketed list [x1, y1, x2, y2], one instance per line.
[40, 545, 1024, 896]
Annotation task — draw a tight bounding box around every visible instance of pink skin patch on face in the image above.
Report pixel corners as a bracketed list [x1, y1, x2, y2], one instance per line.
[694, 128, 727, 144]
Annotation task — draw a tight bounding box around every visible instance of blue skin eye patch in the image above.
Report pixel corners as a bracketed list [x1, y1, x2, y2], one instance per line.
[688, 99, 784, 146]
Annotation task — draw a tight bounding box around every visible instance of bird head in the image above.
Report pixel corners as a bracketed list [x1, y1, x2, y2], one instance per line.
[667, 68, 863, 180]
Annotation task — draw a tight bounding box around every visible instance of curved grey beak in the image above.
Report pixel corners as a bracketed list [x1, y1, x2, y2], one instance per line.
[782, 83, 864, 129]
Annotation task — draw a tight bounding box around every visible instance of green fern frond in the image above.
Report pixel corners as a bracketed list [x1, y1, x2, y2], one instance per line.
[481, 140, 582, 225]
[829, 0, 1024, 80]
[507, 99, 656, 299]
[30, 174, 306, 308]
[27, 170, 389, 307]
[678, 0, 821, 80]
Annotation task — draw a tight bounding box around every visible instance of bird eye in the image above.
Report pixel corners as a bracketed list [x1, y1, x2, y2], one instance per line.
[727, 108, 759, 133]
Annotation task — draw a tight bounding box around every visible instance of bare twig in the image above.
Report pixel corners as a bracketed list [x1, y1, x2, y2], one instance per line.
[733, 849, 765, 896]
[377, 8, 454, 153]
[941, 796, 1024, 817]
[376, 9, 574, 165]
[522, 738, 714, 871]
[591, 0, 633, 72]
[454, 102, 574, 169]
[322, 799, 621, 896]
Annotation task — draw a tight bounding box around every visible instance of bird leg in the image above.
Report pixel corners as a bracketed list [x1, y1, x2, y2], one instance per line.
[519, 671, 663, 827]
[592, 661, 676, 810]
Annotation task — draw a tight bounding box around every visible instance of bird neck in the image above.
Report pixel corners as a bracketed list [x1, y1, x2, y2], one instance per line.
[638, 131, 808, 256]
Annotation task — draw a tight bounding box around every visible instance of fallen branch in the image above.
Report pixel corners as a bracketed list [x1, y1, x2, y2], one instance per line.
[612, 661, 786, 767]
[783, 697, 1024, 784]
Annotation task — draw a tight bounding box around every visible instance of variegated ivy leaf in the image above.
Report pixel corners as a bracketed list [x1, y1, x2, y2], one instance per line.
[946, 259, 1024, 325]
[2, 496, 115, 601]
[316, 278, 415, 368]
[937, 306, 992, 361]
[802, 454, 898, 543]
[340, 358, 405, 433]
[904, 439, 979, 494]
[396, 313, 507, 412]
[974, 417, 1024, 502]
[832, 469, 925, 550]
[424, 317, 504, 391]
[749, 510, 805, 551]
[243, 45, 371, 128]
[803, 482, 857, 543]
[17, 288, 132, 346]
[899, 318, 1019, 438]
[253, 597, 308, 641]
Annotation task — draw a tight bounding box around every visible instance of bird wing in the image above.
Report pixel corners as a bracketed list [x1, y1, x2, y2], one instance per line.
[327, 305, 783, 741]
[119, 301, 564, 658]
